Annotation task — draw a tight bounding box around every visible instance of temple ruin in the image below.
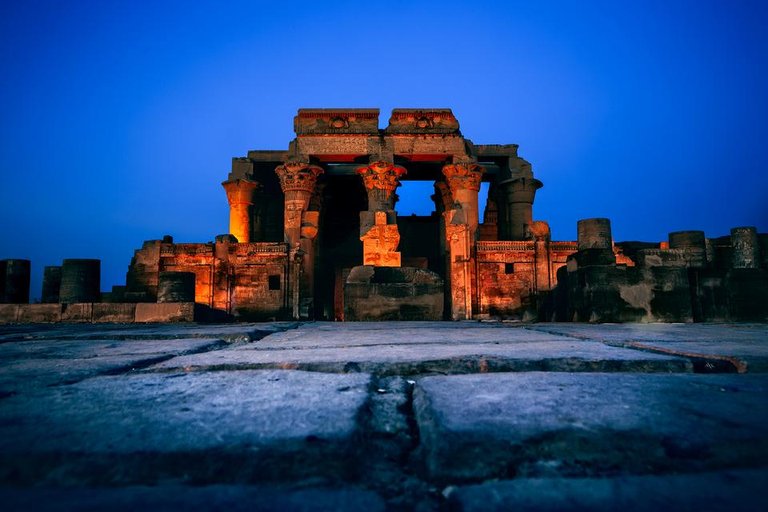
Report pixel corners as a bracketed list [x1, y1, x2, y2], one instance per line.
[125, 108, 575, 321]
[1, 108, 767, 323]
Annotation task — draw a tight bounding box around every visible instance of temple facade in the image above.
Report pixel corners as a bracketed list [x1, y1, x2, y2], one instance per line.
[125, 108, 583, 321]
[2, 108, 766, 323]
[118, 108, 768, 322]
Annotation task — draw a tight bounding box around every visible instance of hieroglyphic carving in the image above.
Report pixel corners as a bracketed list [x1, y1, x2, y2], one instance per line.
[361, 211, 401, 267]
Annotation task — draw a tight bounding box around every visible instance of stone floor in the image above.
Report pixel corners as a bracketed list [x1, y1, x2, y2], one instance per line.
[0, 321, 766, 511]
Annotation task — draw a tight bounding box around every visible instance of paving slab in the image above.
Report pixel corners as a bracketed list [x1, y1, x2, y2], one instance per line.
[0, 485, 385, 512]
[0, 338, 225, 394]
[0, 322, 297, 343]
[414, 372, 768, 481]
[528, 323, 768, 372]
[447, 469, 768, 512]
[147, 322, 691, 375]
[0, 370, 370, 485]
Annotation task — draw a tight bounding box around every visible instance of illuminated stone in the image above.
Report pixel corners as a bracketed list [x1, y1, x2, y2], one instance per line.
[222, 179, 260, 243]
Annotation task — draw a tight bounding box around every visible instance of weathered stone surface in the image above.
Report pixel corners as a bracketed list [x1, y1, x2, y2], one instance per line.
[528, 323, 768, 372]
[0, 485, 385, 512]
[414, 373, 768, 481]
[0, 370, 370, 484]
[447, 470, 768, 512]
[61, 303, 93, 322]
[134, 302, 195, 322]
[344, 267, 444, 321]
[0, 321, 295, 342]
[0, 338, 224, 393]
[0, 322, 766, 510]
[148, 322, 690, 375]
[92, 303, 136, 322]
[15, 304, 61, 323]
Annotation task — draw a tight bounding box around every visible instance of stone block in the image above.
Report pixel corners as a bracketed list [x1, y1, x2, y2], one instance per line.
[294, 108, 379, 135]
[647, 267, 694, 322]
[566, 249, 616, 270]
[344, 266, 443, 321]
[0, 304, 19, 323]
[692, 269, 729, 321]
[726, 268, 768, 321]
[16, 304, 62, 323]
[61, 303, 93, 323]
[0, 486, 386, 512]
[386, 108, 459, 134]
[636, 248, 700, 268]
[447, 470, 768, 512]
[414, 373, 768, 482]
[0, 370, 371, 485]
[134, 302, 195, 323]
[92, 303, 137, 323]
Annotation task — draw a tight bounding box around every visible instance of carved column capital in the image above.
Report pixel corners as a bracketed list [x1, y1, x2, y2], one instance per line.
[275, 161, 324, 193]
[356, 161, 407, 194]
[442, 163, 484, 195]
[222, 179, 260, 205]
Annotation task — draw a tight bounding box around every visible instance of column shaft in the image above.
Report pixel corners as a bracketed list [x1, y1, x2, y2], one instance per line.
[222, 179, 260, 243]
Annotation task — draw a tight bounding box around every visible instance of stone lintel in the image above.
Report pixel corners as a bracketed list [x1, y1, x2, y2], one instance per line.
[295, 109, 380, 135]
[386, 109, 459, 134]
[246, 150, 290, 162]
[227, 157, 254, 181]
[473, 144, 520, 157]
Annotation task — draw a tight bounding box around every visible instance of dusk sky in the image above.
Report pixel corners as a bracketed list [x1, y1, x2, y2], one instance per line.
[1, 0, 767, 299]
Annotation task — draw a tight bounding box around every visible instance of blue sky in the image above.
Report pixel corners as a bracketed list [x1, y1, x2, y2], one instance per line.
[1, 0, 767, 299]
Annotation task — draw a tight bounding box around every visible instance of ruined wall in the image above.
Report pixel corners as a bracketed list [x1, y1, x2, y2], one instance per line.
[476, 241, 536, 318]
[126, 237, 290, 321]
[553, 223, 768, 322]
[474, 241, 577, 319]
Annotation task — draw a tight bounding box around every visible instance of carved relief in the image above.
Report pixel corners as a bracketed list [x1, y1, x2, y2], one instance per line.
[442, 163, 484, 195]
[356, 161, 407, 193]
[386, 108, 460, 134]
[361, 210, 402, 267]
[275, 161, 324, 193]
[294, 109, 379, 135]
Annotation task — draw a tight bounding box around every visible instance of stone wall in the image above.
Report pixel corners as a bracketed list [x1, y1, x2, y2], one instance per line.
[344, 266, 444, 321]
[0, 302, 197, 324]
[552, 223, 768, 322]
[126, 237, 290, 321]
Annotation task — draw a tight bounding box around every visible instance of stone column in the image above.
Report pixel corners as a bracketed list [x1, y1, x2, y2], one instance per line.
[275, 161, 324, 246]
[358, 161, 406, 211]
[222, 179, 260, 243]
[731, 226, 760, 269]
[275, 161, 324, 319]
[442, 163, 484, 240]
[499, 177, 543, 240]
[444, 211, 472, 320]
[530, 221, 552, 292]
[356, 161, 407, 267]
[577, 218, 613, 251]
[669, 230, 707, 267]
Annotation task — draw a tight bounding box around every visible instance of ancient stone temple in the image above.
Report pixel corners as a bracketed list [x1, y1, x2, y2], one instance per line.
[114, 108, 768, 322]
[125, 108, 576, 321]
[3, 108, 766, 324]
